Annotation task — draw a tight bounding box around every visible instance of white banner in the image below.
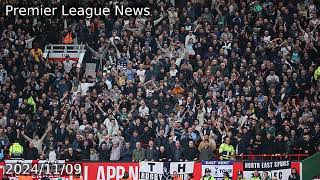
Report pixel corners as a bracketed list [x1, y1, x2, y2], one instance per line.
[169, 162, 194, 174]
[139, 161, 194, 180]
[139, 162, 165, 180]
[201, 161, 233, 180]
[243, 161, 291, 180]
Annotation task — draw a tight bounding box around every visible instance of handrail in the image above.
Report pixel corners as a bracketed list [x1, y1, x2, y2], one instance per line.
[2, 153, 309, 162]
[235, 154, 309, 161]
[44, 44, 86, 53]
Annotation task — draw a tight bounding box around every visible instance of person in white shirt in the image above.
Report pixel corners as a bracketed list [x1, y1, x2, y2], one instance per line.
[185, 31, 197, 46]
[63, 59, 76, 73]
[136, 64, 146, 83]
[139, 100, 149, 118]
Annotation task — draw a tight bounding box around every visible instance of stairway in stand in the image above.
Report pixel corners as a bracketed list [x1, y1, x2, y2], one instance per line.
[85, 63, 97, 78]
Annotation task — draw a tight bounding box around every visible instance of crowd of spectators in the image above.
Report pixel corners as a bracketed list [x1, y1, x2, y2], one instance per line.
[0, 0, 319, 162]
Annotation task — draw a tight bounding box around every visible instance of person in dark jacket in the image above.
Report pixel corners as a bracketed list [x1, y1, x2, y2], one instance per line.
[288, 168, 300, 180]
[262, 133, 275, 154]
[81, 140, 91, 160]
[252, 134, 263, 155]
[65, 147, 78, 161]
[120, 142, 133, 161]
[299, 134, 315, 155]
[158, 146, 171, 161]
[236, 133, 248, 155]
[199, 140, 214, 161]
[145, 140, 159, 161]
[155, 130, 168, 148]
[98, 142, 110, 161]
[274, 134, 286, 155]
[171, 140, 185, 161]
[184, 141, 199, 161]
[24, 142, 39, 160]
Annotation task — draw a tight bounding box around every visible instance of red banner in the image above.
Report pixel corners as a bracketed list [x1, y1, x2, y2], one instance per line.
[0, 161, 299, 180]
[82, 162, 202, 180]
[82, 162, 139, 180]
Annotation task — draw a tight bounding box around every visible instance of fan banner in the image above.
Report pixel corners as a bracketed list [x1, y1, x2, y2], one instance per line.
[201, 161, 233, 180]
[139, 161, 196, 180]
[243, 160, 291, 180]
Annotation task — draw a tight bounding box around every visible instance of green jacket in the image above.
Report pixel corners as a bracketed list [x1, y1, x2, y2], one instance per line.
[9, 143, 23, 156]
[201, 176, 215, 180]
[219, 143, 235, 160]
[250, 177, 261, 180]
[132, 148, 145, 162]
[314, 66, 320, 80]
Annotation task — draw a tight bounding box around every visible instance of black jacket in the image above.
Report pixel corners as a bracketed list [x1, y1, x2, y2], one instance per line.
[184, 147, 199, 161]
[24, 147, 39, 160]
[145, 147, 159, 161]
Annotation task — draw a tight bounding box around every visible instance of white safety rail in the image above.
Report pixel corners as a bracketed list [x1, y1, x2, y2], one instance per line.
[43, 44, 86, 67]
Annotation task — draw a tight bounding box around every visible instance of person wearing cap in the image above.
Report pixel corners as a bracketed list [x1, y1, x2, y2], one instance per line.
[201, 168, 215, 180]
[219, 137, 235, 160]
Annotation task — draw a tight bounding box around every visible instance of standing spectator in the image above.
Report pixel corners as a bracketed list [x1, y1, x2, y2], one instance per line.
[158, 146, 171, 161]
[219, 137, 235, 160]
[9, 139, 23, 159]
[45, 145, 59, 161]
[171, 141, 185, 162]
[145, 140, 158, 161]
[110, 142, 122, 161]
[24, 142, 39, 160]
[199, 140, 214, 161]
[21, 129, 48, 153]
[184, 141, 199, 161]
[89, 148, 99, 161]
[98, 143, 110, 161]
[0, 128, 9, 150]
[132, 142, 145, 162]
[288, 168, 300, 180]
[65, 148, 78, 162]
[120, 142, 133, 161]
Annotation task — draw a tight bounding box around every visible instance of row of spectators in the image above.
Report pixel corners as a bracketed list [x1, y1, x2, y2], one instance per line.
[0, 0, 319, 162]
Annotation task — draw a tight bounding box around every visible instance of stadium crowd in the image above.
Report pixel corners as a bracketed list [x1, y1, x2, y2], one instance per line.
[0, 0, 319, 164]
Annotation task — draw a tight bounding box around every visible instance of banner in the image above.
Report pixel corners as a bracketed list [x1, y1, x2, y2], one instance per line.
[139, 161, 195, 180]
[82, 162, 139, 180]
[243, 161, 291, 180]
[201, 161, 233, 180]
